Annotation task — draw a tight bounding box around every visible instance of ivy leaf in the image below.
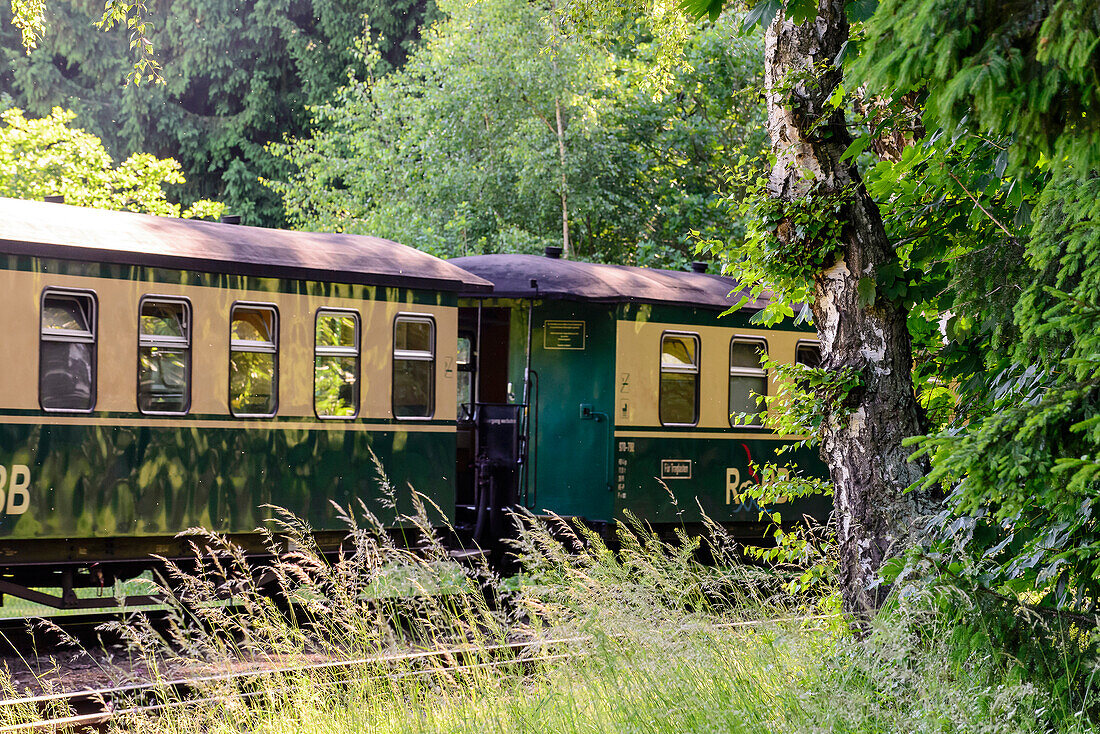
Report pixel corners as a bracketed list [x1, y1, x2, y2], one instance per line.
[857, 276, 877, 308]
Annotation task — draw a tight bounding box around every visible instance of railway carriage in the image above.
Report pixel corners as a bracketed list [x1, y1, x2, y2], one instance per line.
[450, 249, 831, 543]
[0, 197, 490, 606]
[0, 197, 831, 608]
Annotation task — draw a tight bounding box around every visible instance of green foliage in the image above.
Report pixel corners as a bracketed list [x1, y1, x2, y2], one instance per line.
[8, 0, 44, 51]
[268, 1, 767, 262]
[835, 0, 1100, 618]
[0, 107, 221, 218]
[697, 154, 810, 325]
[728, 355, 853, 593]
[96, 0, 161, 84]
[757, 180, 851, 281]
[688, 0, 1100, 628]
[854, 0, 1100, 176]
[696, 55, 856, 325]
[904, 172, 1100, 611]
[1, 0, 435, 226]
[741, 463, 837, 595]
[27, 491, 1094, 734]
[10, 0, 156, 82]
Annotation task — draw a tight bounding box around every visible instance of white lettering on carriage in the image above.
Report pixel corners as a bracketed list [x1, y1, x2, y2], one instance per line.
[725, 468, 758, 509]
[0, 465, 32, 515]
[7, 465, 30, 515]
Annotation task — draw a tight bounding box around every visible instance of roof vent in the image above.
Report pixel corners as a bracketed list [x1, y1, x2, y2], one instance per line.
[690, 261, 708, 273]
[544, 245, 563, 259]
[220, 214, 242, 225]
[44, 195, 65, 204]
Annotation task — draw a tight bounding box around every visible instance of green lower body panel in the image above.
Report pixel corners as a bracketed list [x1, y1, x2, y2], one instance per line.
[0, 422, 456, 542]
[613, 433, 831, 528]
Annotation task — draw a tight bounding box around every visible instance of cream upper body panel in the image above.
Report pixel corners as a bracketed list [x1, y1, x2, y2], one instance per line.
[615, 319, 816, 430]
[0, 269, 457, 422]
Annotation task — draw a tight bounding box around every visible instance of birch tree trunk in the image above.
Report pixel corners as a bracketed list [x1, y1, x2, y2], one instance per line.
[764, 0, 936, 617]
[548, 0, 571, 259]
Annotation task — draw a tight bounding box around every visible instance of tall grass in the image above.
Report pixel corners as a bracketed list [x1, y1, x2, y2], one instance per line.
[5, 460, 1097, 733]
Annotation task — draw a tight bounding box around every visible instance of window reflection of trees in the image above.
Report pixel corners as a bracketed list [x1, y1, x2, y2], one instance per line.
[230, 305, 277, 417]
[393, 317, 434, 418]
[315, 312, 359, 418]
[138, 300, 190, 413]
[230, 351, 275, 415]
[660, 334, 699, 425]
[456, 335, 473, 416]
[729, 339, 767, 427]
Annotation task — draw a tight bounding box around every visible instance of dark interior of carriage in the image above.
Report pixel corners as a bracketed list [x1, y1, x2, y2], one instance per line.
[454, 307, 527, 555]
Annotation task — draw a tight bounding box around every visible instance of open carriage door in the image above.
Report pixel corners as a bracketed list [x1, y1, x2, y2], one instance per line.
[455, 303, 531, 550]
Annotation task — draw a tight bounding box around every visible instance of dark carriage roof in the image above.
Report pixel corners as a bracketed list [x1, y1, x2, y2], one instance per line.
[0, 198, 492, 292]
[449, 253, 769, 310]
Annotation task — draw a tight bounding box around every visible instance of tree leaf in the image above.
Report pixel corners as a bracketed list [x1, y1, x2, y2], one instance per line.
[786, 0, 818, 24]
[846, 0, 878, 24]
[857, 276, 877, 308]
[680, 0, 726, 21]
[741, 0, 782, 30]
[840, 134, 870, 162]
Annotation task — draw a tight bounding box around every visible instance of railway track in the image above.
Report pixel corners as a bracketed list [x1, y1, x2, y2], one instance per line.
[0, 635, 587, 733]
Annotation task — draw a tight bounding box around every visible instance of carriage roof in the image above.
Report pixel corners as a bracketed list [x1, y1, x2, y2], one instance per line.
[449, 253, 769, 311]
[0, 198, 492, 292]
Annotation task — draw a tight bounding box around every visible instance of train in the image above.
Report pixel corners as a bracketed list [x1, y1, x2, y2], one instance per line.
[0, 197, 828, 608]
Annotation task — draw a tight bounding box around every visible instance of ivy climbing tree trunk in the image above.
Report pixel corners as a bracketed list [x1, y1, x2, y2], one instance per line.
[764, 0, 935, 618]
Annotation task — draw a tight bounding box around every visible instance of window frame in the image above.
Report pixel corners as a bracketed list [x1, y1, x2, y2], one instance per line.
[456, 330, 476, 419]
[392, 313, 436, 420]
[228, 301, 279, 418]
[137, 295, 192, 416]
[795, 339, 822, 367]
[39, 287, 98, 414]
[313, 307, 361, 420]
[728, 336, 769, 429]
[659, 330, 700, 427]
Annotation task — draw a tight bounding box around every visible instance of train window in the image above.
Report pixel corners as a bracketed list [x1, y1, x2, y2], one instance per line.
[796, 341, 822, 367]
[138, 298, 191, 414]
[729, 338, 768, 427]
[229, 304, 278, 417]
[660, 333, 699, 425]
[40, 290, 96, 412]
[393, 315, 435, 418]
[314, 309, 360, 419]
[456, 334, 473, 416]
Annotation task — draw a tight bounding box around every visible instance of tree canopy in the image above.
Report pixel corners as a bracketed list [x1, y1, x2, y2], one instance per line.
[1, 0, 435, 225]
[267, 0, 768, 265]
[0, 106, 221, 217]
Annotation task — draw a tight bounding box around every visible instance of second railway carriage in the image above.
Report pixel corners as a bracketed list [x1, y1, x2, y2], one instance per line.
[450, 249, 831, 542]
[0, 197, 490, 606]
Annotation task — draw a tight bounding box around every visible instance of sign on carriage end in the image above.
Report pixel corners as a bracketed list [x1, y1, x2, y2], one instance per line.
[660, 459, 692, 480]
[543, 320, 586, 350]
